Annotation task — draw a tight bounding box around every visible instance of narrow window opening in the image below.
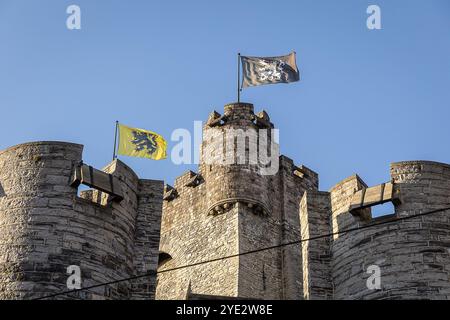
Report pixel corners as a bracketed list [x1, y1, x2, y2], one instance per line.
[158, 252, 172, 268]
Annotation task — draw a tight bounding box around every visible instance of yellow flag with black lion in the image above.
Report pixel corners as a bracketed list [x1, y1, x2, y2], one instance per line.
[117, 124, 167, 160]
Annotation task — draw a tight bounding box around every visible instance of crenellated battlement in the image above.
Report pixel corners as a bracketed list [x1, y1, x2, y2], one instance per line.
[158, 103, 450, 300]
[298, 160, 450, 300]
[205, 103, 274, 130]
[1, 104, 450, 301]
[0, 141, 163, 300]
[158, 103, 321, 300]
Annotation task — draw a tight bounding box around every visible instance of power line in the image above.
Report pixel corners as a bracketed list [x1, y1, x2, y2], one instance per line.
[34, 205, 450, 300]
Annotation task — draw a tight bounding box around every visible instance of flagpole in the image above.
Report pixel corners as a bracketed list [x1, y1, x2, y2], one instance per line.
[237, 53, 241, 103]
[113, 120, 119, 160]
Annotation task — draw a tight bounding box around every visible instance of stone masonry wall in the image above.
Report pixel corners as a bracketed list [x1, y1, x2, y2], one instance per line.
[0, 142, 83, 299]
[300, 190, 333, 300]
[2, 108, 450, 301]
[237, 203, 283, 299]
[0, 142, 163, 300]
[157, 103, 320, 300]
[328, 161, 450, 299]
[276, 156, 319, 299]
[156, 171, 239, 299]
[131, 179, 164, 299]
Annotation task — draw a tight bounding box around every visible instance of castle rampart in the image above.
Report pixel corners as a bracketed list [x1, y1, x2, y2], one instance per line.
[157, 103, 321, 300]
[0, 105, 449, 300]
[321, 161, 450, 299]
[0, 141, 163, 299]
[160, 103, 450, 300]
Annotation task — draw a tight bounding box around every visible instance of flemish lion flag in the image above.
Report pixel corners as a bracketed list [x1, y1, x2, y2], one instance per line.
[118, 124, 167, 160]
[241, 52, 300, 88]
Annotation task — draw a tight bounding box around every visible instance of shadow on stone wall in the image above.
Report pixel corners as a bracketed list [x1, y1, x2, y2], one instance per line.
[0, 182, 5, 197]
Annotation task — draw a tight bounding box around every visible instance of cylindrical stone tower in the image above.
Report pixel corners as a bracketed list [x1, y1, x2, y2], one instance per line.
[0, 141, 163, 300]
[200, 103, 274, 216]
[330, 161, 450, 299]
[0, 142, 83, 299]
[158, 102, 304, 300]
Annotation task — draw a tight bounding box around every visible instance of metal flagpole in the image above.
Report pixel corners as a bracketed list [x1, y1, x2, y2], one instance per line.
[237, 53, 241, 103]
[113, 121, 119, 160]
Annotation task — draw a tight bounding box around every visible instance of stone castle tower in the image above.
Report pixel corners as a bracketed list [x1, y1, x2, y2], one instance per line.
[156, 103, 320, 299]
[0, 142, 163, 299]
[0, 102, 449, 300]
[156, 103, 450, 300]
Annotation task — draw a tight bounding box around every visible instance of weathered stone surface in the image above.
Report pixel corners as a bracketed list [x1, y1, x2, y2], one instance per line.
[0, 142, 163, 300]
[1, 105, 450, 301]
[157, 104, 450, 301]
[157, 103, 319, 300]
[349, 182, 400, 213]
[329, 161, 450, 300]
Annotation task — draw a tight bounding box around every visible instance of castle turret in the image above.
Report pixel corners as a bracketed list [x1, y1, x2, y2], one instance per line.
[200, 102, 274, 217]
[2, 107, 449, 300]
[327, 161, 450, 299]
[157, 103, 319, 300]
[0, 141, 163, 299]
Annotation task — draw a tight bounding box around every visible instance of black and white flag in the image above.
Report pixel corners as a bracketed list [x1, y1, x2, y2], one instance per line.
[240, 52, 300, 88]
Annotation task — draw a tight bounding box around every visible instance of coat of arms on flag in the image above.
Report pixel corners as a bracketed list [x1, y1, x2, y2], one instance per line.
[117, 124, 167, 160]
[240, 52, 300, 88]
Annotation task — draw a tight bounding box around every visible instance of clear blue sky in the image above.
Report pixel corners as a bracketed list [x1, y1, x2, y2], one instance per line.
[1, 0, 449, 193]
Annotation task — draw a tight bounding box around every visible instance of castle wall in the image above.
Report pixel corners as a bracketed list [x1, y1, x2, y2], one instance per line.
[0, 142, 163, 300]
[276, 156, 319, 299]
[0, 142, 84, 299]
[157, 103, 320, 300]
[300, 190, 333, 300]
[2, 107, 449, 301]
[156, 171, 239, 299]
[237, 203, 282, 299]
[329, 161, 450, 299]
[388, 161, 450, 298]
[130, 179, 163, 299]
